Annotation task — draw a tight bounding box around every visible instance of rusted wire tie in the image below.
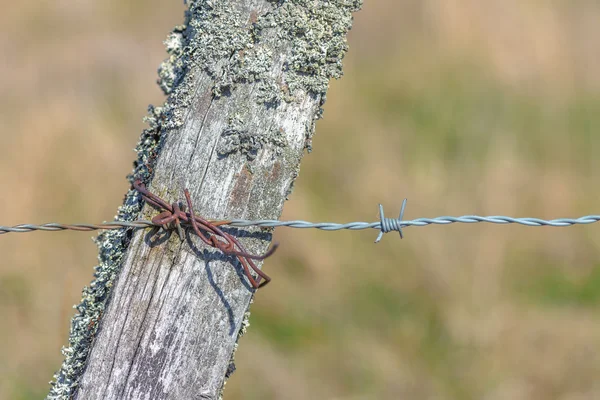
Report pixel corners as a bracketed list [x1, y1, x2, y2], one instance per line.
[131, 179, 277, 289]
[0, 181, 277, 289]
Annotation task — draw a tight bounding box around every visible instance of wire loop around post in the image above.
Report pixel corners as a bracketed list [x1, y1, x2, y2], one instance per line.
[132, 179, 277, 289]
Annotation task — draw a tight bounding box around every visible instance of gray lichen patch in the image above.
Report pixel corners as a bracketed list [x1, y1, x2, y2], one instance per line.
[158, 25, 187, 95]
[214, 46, 276, 98]
[183, 0, 362, 111]
[217, 116, 286, 161]
[185, 1, 256, 96]
[257, 0, 363, 107]
[156, 16, 198, 133]
[256, 78, 284, 108]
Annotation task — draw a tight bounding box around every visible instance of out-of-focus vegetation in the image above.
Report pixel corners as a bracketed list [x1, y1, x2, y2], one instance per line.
[1, 1, 600, 399]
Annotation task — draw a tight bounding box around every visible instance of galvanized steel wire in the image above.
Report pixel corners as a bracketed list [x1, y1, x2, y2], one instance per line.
[2, 199, 599, 242]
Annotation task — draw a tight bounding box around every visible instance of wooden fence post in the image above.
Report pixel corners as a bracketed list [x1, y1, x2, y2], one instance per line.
[48, 1, 361, 399]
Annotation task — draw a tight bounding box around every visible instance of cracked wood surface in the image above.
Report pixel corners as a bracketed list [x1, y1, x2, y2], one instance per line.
[72, 0, 359, 399]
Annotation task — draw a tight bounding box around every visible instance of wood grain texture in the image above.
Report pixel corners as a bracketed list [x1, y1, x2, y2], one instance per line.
[70, 0, 361, 399]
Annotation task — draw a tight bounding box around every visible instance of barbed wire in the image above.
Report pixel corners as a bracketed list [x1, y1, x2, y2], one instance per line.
[0, 221, 156, 233]
[2, 199, 599, 243]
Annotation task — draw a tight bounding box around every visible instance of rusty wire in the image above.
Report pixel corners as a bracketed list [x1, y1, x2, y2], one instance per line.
[132, 179, 277, 289]
[0, 181, 277, 289]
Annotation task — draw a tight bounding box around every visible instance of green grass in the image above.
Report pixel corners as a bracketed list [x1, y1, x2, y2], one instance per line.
[516, 264, 600, 307]
[250, 308, 327, 350]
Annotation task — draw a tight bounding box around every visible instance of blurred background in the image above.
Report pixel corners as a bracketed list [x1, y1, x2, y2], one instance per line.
[1, 1, 600, 399]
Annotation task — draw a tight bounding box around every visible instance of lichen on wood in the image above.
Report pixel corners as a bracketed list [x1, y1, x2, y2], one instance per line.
[47, 0, 361, 399]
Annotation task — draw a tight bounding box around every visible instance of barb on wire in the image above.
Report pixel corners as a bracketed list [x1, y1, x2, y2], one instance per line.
[222, 200, 600, 239]
[3, 192, 600, 287]
[376, 198, 407, 242]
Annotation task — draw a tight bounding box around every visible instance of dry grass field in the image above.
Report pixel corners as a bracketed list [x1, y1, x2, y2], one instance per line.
[1, 1, 600, 399]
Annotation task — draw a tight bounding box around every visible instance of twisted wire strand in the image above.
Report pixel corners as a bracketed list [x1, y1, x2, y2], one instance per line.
[0, 221, 155, 234]
[226, 215, 600, 229]
[2, 200, 599, 242]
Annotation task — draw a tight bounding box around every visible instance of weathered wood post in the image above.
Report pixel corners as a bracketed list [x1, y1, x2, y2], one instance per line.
[48, 1, 361, 399]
